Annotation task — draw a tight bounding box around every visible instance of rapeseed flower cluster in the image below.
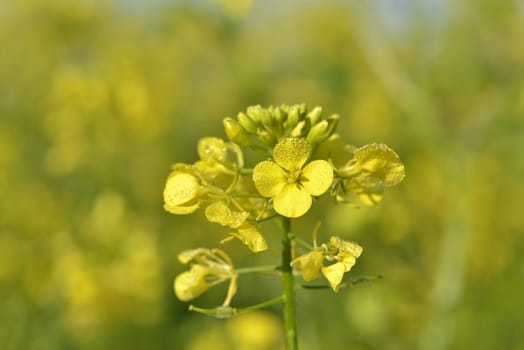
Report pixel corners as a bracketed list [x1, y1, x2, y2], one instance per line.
[164, 104, 404, 310]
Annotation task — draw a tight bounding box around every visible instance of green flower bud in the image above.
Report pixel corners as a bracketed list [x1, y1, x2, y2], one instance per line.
[258, 130, 277, 146]
[306, 106, 323, 125]
[286, 105, 301, 129]
[298, 103, 307, 115]
[246, 105, 264, 123]
[260, 109, 274, 130]
[326, 114, 340, 137]
[306, 120, 329, 144]
[223, 117, 251, 146]
[273, 106, 286, 124]
[237, 112, 258, 134]
[290, 120, 309, 138]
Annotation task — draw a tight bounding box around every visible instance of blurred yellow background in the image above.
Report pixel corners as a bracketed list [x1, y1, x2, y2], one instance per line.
[1, 0, 523, 349]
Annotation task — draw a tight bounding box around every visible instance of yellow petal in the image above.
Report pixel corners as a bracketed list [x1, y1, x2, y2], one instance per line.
[178, 248, 209, 264]
[358, 192, 384, 205]
[329, 236, 363, 258]
[204, 201, 231, 226]
[343, 176, 384, 205]
[337, 252, 357, 272]
[234, 226, 268, 253]
[174, 265, 212, 301]
[301, 160, 333, 196]
[205, 201, 248, 229]
[294, 249, 324, 281]
[321, 262, 346, 292]
[164, 172, 201, 206]
[273, 184, 312, 218]
[198, 137, 229, 163]
[354, 143, 405, 186]
[273, 138, 311, 171]
[164, 201, 200, 215]
[253, 160, 286, 197]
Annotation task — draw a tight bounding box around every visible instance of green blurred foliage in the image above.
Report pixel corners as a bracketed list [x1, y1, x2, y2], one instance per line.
[1, 0, 524, 349]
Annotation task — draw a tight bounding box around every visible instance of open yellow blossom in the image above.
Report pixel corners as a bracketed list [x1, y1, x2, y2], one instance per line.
[174, 248, 237, 306]
[205, 201, 268, 253]
[163, 164, 207, 215]
[252, 138, 333, 218]
[292, 236, 362, 292]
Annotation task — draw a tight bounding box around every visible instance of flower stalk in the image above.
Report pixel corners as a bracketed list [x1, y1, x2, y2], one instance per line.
[281, 216, 298, 350]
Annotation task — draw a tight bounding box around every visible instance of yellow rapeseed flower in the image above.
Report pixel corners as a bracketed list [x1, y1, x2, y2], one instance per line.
[292, 236, 362, 292]
[252, 138, 333, 218]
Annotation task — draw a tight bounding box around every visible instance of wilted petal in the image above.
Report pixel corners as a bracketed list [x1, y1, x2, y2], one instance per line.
[273, 138, 311, 171]
[174, 265, 213, 301]
[273, 184, 312, 218]
[253, 161, 286, 197]
[205, 201, 231, 226]
[205, 201, 249, 229]
[293, 249, 324, 281]
[301, 160, 333, 196]
[337, 252, 357, 272]
[329, 236, 363, 258]
[321, 262, 346, 292]
[178, 248, 210, 264]
[234, 225, 268, 253]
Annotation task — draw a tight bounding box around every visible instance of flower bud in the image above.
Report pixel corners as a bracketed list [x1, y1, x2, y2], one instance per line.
[326, 114, 340, 137]
[306, 106, 323, 125]
[290, 120, 308, 138]
[273, 106, 286, 124]
[258, 130, 277, 146]
[260, 109, 274, 130]
[237, 112, 258, 134]
[223, 117, 251, 146]
[306, 120, 329, 144]
[246, 105, 264, 123]
[286, 105, 301, 128]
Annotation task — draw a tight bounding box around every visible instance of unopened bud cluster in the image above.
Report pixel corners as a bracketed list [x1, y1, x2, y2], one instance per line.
[224, 104, 340, 150]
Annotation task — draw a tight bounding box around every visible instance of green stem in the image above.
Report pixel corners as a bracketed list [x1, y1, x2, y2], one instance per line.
[235, 265, 280, 275]
[281, 216, 298, 350]
[236, 295, 286, 316]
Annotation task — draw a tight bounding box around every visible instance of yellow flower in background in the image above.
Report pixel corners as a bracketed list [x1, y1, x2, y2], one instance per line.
[205, 201, 268, 253]
[174, 248, 237, 306]
[340, 143, 405, 205]
[292, 236, 362, 292]
[253, 138, 333, 218]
